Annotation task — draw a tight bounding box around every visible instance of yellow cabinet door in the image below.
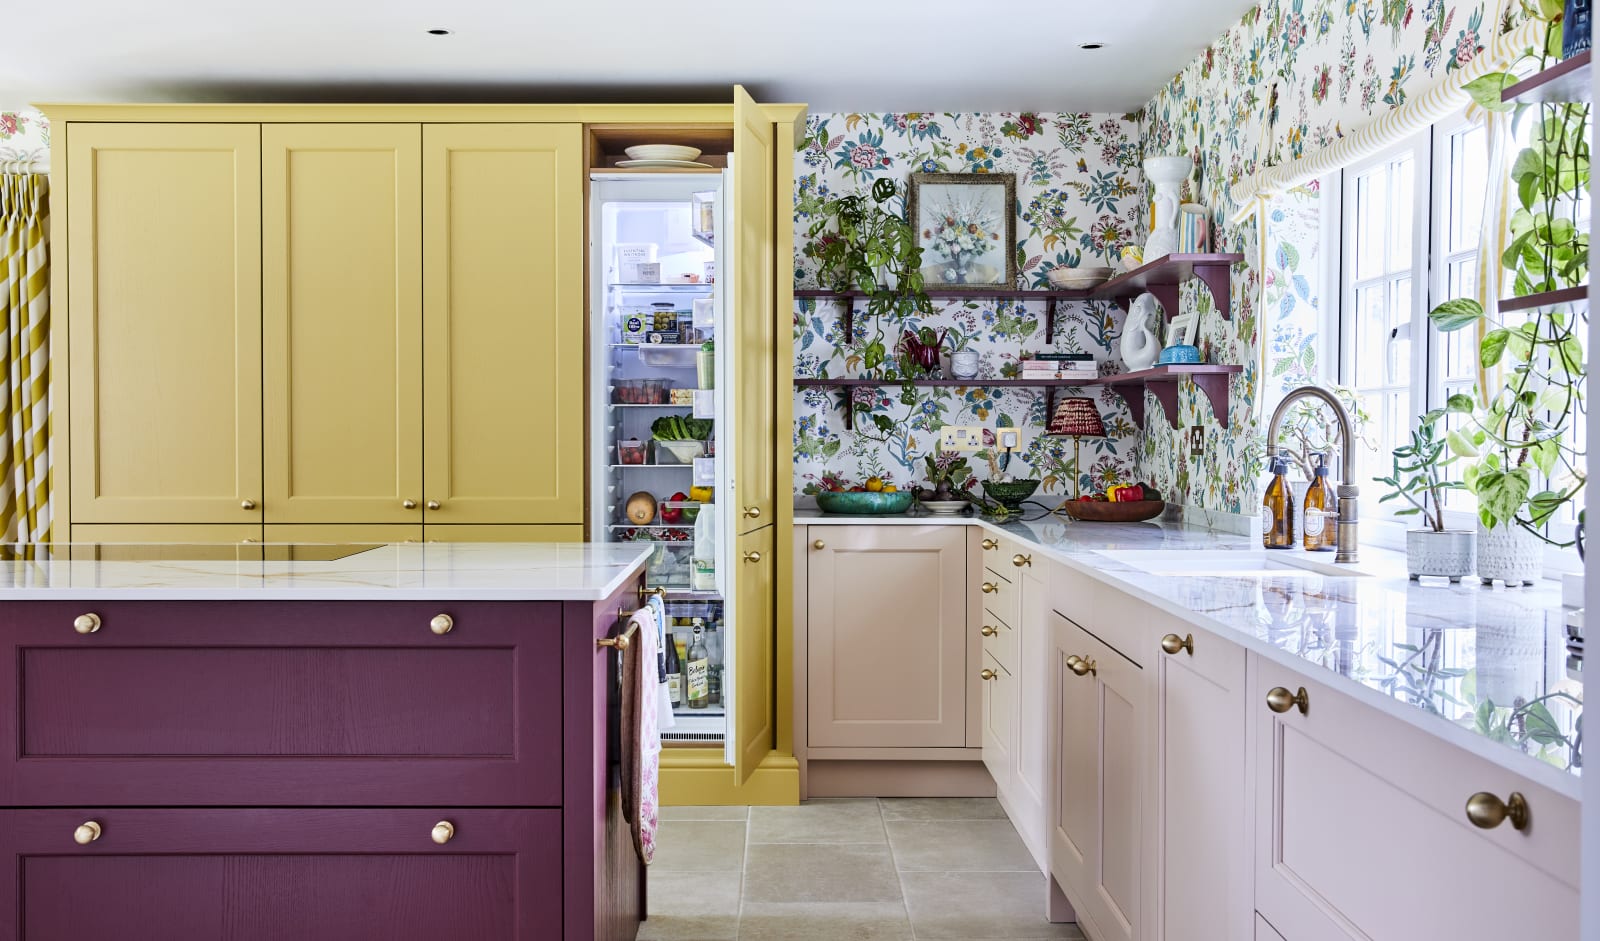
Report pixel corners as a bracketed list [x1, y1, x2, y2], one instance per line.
[263, 524, 422, 544]
[732, 88, 775, 535]
[263, 125, 423, 525]
[734, 525, 775, 784]
[421, 124, 585, 525]
[424, 524, 582, 543]
[67, 123, 263, 524]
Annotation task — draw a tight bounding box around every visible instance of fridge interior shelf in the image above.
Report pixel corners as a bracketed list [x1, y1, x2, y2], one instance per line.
[608, 282, 715, 292]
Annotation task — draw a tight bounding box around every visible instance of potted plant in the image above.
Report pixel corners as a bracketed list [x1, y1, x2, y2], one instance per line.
[1376, 412, 1475, 582]
[913, 451, 974, 514]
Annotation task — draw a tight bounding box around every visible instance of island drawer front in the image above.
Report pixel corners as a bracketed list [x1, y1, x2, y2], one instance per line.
[0, 601, 563, 806]
[0, 808, 560, 941]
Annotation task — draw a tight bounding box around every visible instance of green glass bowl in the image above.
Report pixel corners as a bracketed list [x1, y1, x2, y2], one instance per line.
[814, 491, 915, 515]
[982, 479, 1040, 510]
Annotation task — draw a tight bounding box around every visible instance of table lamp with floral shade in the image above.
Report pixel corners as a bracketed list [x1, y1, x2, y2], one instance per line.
[1046, 395, 1106, 501]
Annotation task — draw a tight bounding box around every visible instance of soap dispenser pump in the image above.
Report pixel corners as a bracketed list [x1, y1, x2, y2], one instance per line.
[1303, 453, 1337, 552]
[1262, 456, 1295, 550]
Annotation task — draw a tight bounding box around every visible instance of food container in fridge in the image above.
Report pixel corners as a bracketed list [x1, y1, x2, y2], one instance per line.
[641, 378, 669, 404]
[656, 439, 706, 464]
[617, 439, 646, 465]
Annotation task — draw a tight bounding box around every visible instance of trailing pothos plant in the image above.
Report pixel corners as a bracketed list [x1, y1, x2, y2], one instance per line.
[1423, 4, 1589, 544]
[798, 177, 937, 437]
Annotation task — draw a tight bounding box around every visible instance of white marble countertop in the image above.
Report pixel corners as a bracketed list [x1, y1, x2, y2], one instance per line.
[0, 542, 652, 602]
[797, 509, 1582, 794]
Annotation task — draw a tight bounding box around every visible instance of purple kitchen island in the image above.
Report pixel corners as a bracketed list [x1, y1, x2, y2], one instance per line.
[0, 541, 654, 941]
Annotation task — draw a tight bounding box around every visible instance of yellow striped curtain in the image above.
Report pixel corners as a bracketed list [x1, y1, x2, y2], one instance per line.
[0, 172, 50, 543]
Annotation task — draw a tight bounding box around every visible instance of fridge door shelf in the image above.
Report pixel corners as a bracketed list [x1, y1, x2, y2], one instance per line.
[636, 344, 702, 368]
[608, 282, 715, 293]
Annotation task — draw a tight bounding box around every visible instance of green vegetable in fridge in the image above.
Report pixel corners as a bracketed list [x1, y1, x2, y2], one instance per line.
[651, 414, 714, 441]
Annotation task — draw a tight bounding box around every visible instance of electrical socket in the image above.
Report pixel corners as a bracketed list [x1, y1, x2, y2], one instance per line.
[941, 426, 985, 451]
[1189, 425, 1205, 457]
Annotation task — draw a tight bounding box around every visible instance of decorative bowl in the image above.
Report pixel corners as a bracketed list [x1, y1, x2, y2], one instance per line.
[1058, 500, 1166, 523]
[917, 499, 969, 517]
[982, 479, 1040, 510]
[624, 144, 702, 162]
[815, 490, 915, 515]
[1047, 266, 1114, 290]
[1157, 344, 1201, 365]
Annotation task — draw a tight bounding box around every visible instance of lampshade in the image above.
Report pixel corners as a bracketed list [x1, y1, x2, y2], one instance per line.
[1046, 396, 1106, 438]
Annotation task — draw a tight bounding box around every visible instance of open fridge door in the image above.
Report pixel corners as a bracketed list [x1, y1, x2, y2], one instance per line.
[715, 167, 738, 769]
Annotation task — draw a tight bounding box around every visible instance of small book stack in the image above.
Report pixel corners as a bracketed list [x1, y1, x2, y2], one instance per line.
[1020, 352, 1098, 382]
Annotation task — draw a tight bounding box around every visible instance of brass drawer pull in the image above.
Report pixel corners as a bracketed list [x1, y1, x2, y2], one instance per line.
[980, 669, 998, 681]
[743, 551, 762, 563]
[1012, 553, 1032, 568]
[403, 499, 418, 509]
[980, 625, 998, 637]
[241, 499, 256, 510]
[430, 614, 454, 636]
[981, 581, 998, 594]
[1161, 633, 1194, 656]
[813, 539, 826, 550]
[73, 613, 102, 635]
[427, 500, 442, 511]
[74, 821, 102, 845]
[743, 506, 761, 519]
[1068, 656, 1097, 677]
[431, 820, 456, 844]
[981, 538, 998, 551]
[1266, 686, 1309, 715]
[1465, 792, 1530, 832]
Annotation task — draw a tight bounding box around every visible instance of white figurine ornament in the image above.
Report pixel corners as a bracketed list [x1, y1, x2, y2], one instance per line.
[1119, 293, 1162, 372]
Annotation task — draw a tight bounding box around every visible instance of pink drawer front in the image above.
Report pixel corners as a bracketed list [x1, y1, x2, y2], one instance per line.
[0, 602, 563, 806]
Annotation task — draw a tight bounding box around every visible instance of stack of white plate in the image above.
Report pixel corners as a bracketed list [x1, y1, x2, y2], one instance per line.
[618, 145, 712, 169]
[1047, 266, 1114, 290]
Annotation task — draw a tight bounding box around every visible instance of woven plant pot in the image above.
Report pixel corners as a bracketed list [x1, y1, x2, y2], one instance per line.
[1476, 521, 1541, 587]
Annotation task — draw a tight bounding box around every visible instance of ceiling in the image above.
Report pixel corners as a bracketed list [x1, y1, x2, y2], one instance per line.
[7, 0, 1255, 113]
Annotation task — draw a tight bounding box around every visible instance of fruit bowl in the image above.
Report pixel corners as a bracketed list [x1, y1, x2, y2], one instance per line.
[1047, 266, 1113, 290]
[815, 491, 914, 515]
[1058, 500, 1166, 523]
[982, 479, 1040, 510]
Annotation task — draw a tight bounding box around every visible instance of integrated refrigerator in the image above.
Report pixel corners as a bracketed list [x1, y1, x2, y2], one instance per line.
[589, 172, 740, 751]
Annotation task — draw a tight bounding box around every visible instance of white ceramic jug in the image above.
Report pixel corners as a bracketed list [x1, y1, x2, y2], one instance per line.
[1120, 293, 1162, 372]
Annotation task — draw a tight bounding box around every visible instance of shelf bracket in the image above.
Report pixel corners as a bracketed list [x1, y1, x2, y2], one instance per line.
[1148, 381, 1183, 429]
[1193, 263, 1233, 321]
[841, 297, 854, 341]
[1106, 382, 1145, 427]
[1148, 283, 1183, 321]
[1191, 373, 1233, 428]
[1045, 297, 1057, 343]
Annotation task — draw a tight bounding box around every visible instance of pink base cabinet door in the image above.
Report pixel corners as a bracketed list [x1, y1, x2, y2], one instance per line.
[0, 809, 559, 941]
[1252, 661, 1579, 940]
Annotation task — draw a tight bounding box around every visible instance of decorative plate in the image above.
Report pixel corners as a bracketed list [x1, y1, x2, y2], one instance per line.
[624, 144, 702, 162]
[615, 159, 716, 169]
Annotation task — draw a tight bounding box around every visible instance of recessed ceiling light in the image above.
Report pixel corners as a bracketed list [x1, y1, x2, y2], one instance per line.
[1078, 41, 1105, 50]
[427, 28, 453, 36]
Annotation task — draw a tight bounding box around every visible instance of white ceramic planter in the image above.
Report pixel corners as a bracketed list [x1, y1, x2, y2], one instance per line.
[1476, 521, 1541, 587]
[1405, 530, 1476, 583]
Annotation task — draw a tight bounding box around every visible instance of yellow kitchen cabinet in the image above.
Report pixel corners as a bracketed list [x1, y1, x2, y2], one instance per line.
[732, 87, 776, 536]
[262, 125, 423, 526]
[263, 524, 422, 544]
[421, 124, 585, 526]
[66, 124, 263, 526]
[425, 525, 583, 542]
[67, 524, 264, 557]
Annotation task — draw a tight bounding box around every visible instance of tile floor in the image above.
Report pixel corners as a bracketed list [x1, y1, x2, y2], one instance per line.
[641, 798, 1086, 941]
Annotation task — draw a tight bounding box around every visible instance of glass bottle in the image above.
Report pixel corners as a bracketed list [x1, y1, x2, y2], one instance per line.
[664, 629, 683, 708]
[686, 619, 710, 709]
[1302, 453, 1336, 552]
[1262, 456, 1295, 550]
[706, 616, 723, 706]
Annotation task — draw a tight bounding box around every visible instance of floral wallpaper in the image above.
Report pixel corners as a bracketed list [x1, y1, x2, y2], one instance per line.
[791, 113, 1149, 499]
[1137, 0, 1528, 515]
[0, 108, 49, 164]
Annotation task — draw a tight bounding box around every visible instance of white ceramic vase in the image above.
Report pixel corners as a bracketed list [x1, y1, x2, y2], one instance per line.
[1142, 155, 1192, 261]
[1406, 530, 1476, 583]
[1476, 521, 1541, 587]
[1119, 293, 1162, 371]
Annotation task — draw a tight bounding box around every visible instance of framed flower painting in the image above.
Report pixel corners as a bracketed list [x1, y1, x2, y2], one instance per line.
[908, 172, 1016, 291]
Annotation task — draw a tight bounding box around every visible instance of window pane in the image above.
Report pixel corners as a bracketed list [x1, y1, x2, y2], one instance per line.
[1355, 171, 1386, 280]
[1353, 285, 1387, 387]
[1450, 125, 1487, 253]
[1390, 155, 1415, 270]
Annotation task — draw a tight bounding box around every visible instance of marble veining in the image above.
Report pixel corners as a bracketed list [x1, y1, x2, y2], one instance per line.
[797, 510, 1581, 788]
[0, 542, 652, 602]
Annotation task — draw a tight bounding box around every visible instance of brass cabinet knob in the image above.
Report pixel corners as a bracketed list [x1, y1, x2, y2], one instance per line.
[1012, 553, 1032, 568]
[1069, 657, 1097, 677]
[981, 581, 998, 594]
[73, 613, 102, 635]
[1465, 792, 1530, 832]
[403, 499, 418, 509]
[241, 499, 256, 510]
[743, 506, 761, 519]
[426, 500, 441, 511]
[981, 538, 998, 551]
[431, 820, 455, 845]
[980, 625, 998, 637]
[1161, 633, 1194, 656]
[743, 551, 762, 563]
[73, 821, 102, 845]
[980, 669, 998, 681]
[429, 614, 454, 636]
[1266, 686, 1310, 715]
[813, 540, 826, 550]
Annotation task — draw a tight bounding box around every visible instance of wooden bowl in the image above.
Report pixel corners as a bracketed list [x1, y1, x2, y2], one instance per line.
[1057, 500, 1166, 523]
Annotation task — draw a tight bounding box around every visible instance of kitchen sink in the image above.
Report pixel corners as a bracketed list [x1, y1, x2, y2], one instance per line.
[1095, 549, 1371, 578]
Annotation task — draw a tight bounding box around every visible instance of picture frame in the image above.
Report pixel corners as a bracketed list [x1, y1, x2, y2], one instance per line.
[1167, 311, 1199, 348]
[908, 172, 1017, 291]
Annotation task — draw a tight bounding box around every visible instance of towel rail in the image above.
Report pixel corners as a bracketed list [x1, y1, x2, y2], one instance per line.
[596, 585, 670, 651]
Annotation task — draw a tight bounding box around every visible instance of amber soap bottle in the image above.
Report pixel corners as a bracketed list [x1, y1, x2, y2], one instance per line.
[1302, 453, 1337, 552]
[1262, 456, 1295, 550]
